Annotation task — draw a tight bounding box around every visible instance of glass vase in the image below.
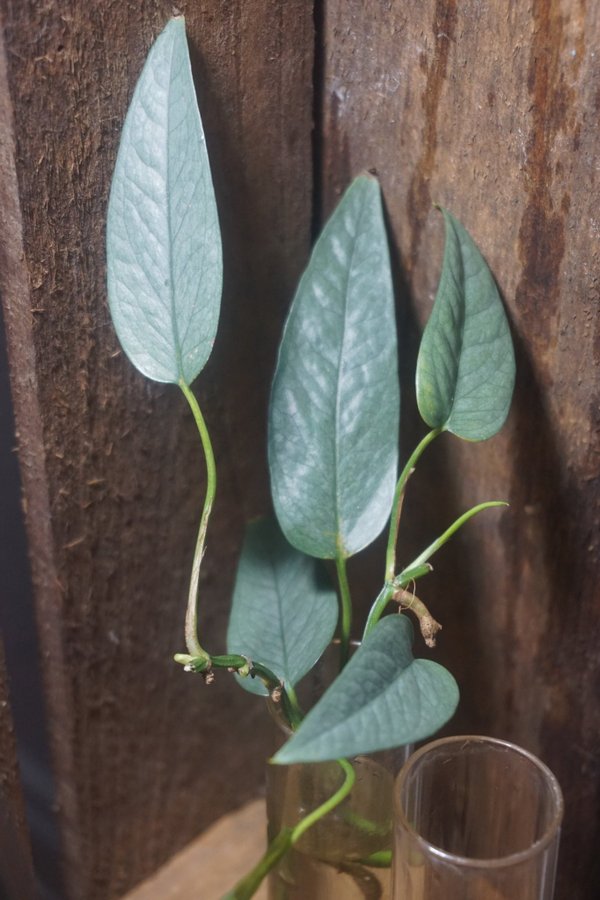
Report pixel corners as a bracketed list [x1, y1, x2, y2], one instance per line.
[392, 735, 563, 900]
[266, 644, 409, 899]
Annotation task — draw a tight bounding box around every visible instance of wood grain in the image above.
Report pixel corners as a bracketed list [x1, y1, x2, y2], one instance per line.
[0, 647, 36, 900]
[319, 2, 600, 898]
[123, 799, 267, 900]
[0, 1, 314, 897]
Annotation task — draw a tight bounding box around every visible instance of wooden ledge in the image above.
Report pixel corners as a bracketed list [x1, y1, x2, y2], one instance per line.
[123, 799, 267, 900]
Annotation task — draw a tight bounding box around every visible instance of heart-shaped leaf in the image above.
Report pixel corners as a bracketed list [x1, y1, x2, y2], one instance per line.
[273, 615, 458, 763]
[227, 518, 338, 696]
[416, 209, 515, 441]
[107, 17, 222, 385]
[269, 175, 400, 559]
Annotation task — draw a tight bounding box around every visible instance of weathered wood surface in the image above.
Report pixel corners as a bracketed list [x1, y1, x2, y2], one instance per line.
[0, 647, 36, 900]
[319, 2, 599, 898]
[124, 799, 267, 900]
[0, 1, 313, 897]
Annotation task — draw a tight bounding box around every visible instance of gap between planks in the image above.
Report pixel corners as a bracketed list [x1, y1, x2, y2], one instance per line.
[122, 798, 267, 900]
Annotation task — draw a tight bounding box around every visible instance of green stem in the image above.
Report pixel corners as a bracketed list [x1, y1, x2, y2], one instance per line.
[357, 850, 392, 868]
[291, 758, 355, 844]
[179, 379, 217, 659]
[221, 829, 293, 900]
[175, 652, 304, 730]
[284, 683, 303, 726]
[335, 554, 352, 669]
[342, 808, 389, 837]
[223, 759, 355, 900]
[363, 564, 433, 639]
[404, 501, 508, 571]
[366, 503, 506, 638]
[385, 428, 441, 581]
[363, 583, 394, 639]
[210, 655, 281, 686]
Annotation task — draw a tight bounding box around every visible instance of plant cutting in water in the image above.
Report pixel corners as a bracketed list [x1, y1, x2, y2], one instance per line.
[106, 18, 516, 899]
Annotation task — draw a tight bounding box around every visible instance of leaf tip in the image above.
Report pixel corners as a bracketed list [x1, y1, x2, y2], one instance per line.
[269, 750, 287, 766]
[359, 168, 379, 182]
[351, 170, 382, 196]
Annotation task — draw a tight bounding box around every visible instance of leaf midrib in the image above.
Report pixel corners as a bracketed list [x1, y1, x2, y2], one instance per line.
[333, 193, 368, 555]
[437, 218, 467, 428]
[165, 29, 184, 381]
[271, 549, 291, 683]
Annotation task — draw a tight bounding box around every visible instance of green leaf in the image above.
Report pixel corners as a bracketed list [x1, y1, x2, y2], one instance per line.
[106, 17, 222, 385]
[273, 615, 458, 763]
[227, 518, 338, 696]
[269, 175, 400, 559]
[416, 209, 515, 440]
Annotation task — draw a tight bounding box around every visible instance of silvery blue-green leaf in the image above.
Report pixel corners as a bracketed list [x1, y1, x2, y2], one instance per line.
[106, 17, 222, 385]
[227, 518, 338, 696]
[269, 176, 400, 560]
[273, 615, 458, 763]
[416, 209, 515, 440]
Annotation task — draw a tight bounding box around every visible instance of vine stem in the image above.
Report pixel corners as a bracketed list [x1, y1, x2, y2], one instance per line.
[365, 501, 508, 638]
[179, 378, 216, 659]
[404, 500, 509, 571]
[363, 583, 394, 639]
[284, 682, 303, 725]
[291, 758, 355, 842]
[335, 554, 352, 669]
[385, 427, 441, 581]
[222, 759, 355, 900]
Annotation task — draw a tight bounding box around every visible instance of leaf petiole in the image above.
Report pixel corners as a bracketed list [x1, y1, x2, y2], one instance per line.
[367, 503, 506, 635]
[404, 500, 508, 572]
[363, 583, 394, 640]
[284, 683, 304, 728]
[179, 378, 217, 659]
[363, 564, 432, 638]
[385, 428, 441, 581]
[336, 554, 352, 669]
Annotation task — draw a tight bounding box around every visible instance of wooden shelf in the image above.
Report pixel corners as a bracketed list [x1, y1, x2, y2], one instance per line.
[123, 799, 268, 900]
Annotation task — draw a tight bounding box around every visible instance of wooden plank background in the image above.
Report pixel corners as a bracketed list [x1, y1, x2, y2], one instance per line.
[0, 647, 36, 900]
[0, 1, 599, 898]
[0, 1, 314, 897]
[318, 2, 600, 898]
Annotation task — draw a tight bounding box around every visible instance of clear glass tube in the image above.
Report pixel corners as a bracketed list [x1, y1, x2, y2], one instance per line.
[392, 735, 563, 900]
[267, 750, 407, 899]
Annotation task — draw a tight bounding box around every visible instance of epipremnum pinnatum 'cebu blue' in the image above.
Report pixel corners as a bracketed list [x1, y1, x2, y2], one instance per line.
[106, 18, 516, 898]
[268, 176, 400, 561]
[106, 17, 222, 386]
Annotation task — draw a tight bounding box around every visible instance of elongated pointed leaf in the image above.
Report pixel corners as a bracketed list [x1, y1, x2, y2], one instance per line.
[107, 17, 222, 385]
[269, 176, 400, 559]
[273, 615, 458, 763]
[416, 209, 515, 440]
[227, 518, 338, 696]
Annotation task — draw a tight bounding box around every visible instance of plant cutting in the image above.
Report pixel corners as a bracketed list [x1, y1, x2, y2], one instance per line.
[106, 17, 516, 900]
